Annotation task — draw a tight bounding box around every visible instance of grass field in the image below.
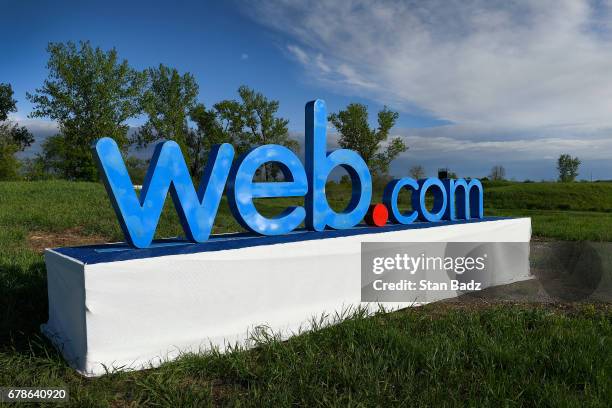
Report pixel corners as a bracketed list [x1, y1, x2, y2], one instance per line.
[1, 180, 611, 406]
[485, 181, 612, 241]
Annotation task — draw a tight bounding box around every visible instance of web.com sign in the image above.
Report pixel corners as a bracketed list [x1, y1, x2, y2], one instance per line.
[93, 100, 483, 248]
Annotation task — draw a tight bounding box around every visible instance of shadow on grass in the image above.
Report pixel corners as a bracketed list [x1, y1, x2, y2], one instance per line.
[0, 259, 55, 353]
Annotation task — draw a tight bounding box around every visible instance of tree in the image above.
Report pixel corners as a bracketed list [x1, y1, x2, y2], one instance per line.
[328, 103, 406, 176]
[32, 134, 68, 177]
[557, 154, 580, 182]
[0, 83, 34, 180]
[0, 83, 17, 121]
[214, 99, 249, 153]
[409, 165, 425, 180]
[0, 122, 34, 151]
[125, 156, 148, 185]
[187, 103, 226, 176]
[21, 157, 49, 181]
[489, 165, 506, 181]
[132, 64, 199, 165]
[215, 86, 297, 180]
[27, 41, 146, 180]
[0, 141, 20, 180]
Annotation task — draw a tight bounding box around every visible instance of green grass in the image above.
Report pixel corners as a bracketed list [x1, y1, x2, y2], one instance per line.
[489, 208, 612, 241]
[484, 181, 612, 212]
[1, 301, 610, 406]
[2, 179, 612, 242]
[1, 180, 611, 406]
[482, 180, 612, 241]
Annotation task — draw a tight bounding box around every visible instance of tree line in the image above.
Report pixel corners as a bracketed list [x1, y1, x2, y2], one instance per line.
[0, 83, 34, 179]
[1, 41, 584, 184]
[1, 41, 407, 183]
[484, 155, 581, 183]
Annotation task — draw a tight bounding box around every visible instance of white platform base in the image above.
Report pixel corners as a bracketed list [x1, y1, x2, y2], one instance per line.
[42, 218, 531, 376]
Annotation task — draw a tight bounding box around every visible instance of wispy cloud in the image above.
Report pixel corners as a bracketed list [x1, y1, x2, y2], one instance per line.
[242, 0, 612, 179]
[286, 44, 309, 65]
[246, 0, 612, 128]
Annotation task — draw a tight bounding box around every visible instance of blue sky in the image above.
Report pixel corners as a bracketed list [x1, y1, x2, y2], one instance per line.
[2, 0, 612, 180]
[1, 0, 442, 129]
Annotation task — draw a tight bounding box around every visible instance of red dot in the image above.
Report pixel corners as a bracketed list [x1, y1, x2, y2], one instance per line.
[365, 203, 388, 227]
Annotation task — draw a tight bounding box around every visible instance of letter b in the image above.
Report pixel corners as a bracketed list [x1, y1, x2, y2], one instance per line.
[305, 99, 372, 230]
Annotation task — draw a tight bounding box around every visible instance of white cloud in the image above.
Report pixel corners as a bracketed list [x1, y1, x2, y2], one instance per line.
[386, 130, 612, 180]
[7, 114, 57, 133]
[286, 44, 309, 65]
[313, 54, 331, 73]
[242, 0, 612, 179]
[245, 1, 612, 129]
[288, 126, 612, 180]
[399, 133, 612, 162]
[7, 115, 58, 157]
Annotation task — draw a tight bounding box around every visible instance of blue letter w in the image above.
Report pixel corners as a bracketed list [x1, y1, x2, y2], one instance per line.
[93, 137, 235, 248]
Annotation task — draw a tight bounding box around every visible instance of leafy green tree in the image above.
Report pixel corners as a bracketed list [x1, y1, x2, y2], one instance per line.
[0, 142, 20, 180]
[0, 83, 17, 121]
[0, 122, 34, 151]
[0, 83, 34, 180]
[328, 103, 406, 176]
[557, 154, 581, 182]
[240, 86, 298, 181]
[20, 157, 47, 180]
[125, 156, 148, 185]
[215, 86, 297, 180]
[27, 41, 146, 180]
[214, 99, 249, 153]
[31, 134, 68, 177]
[132, 64, 199, 164]
[187, 103, 227, 176]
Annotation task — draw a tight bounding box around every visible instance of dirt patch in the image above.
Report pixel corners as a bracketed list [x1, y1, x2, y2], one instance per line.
[416, 294, 611, 316]
[530, 235, 553, 242]
[28, 228, 108, 253]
